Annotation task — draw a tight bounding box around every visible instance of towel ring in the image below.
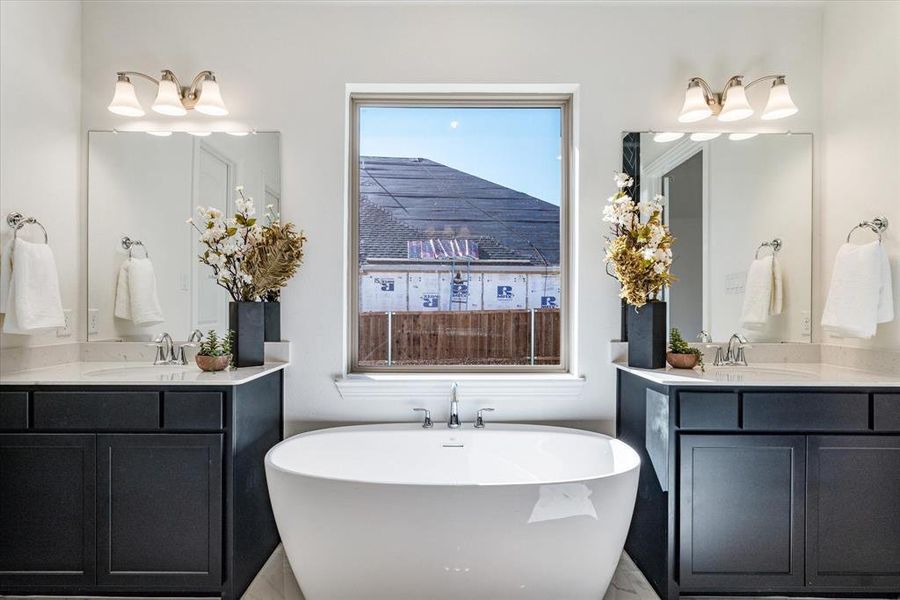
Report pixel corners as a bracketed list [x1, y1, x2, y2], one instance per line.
[846, 216, 889, 243]
[6, 212, 49, 244]
[121, 236, 150, 258]
[755, 238, 782, 259]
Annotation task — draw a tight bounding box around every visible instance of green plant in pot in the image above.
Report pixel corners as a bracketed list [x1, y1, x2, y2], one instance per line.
[667, 328, 704, 371]
[603, 172, 676, 369]
[195, 329, 235, 372]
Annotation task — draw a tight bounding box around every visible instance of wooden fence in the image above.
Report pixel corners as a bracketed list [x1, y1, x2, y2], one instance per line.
[358, 309, 560, 366]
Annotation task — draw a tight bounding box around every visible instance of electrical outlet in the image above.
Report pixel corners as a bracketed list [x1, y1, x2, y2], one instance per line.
[88, 308, 99, 335]
[801, 310, 811, 336]
[57, 309, 73, 337]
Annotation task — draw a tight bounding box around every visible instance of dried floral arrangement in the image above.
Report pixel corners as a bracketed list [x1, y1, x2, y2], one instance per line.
[188, 186, 305, 302]
[244, 205, 306, 302]
[603, 172, 675, 307]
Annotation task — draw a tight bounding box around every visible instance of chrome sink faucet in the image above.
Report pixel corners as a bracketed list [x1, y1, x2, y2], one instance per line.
[448, 382, 461, 428]
[173, 329, 203, 365]
[149, 332, 174, 365]
[721, 333, 750, 366]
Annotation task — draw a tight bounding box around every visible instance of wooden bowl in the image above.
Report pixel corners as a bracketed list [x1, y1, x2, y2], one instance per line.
[666, 352, 699, 369]
[195, 354, 232, 372]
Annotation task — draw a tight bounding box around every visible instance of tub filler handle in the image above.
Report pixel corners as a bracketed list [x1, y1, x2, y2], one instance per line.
[475, 408, 495, 429]
[413, 408, 433, 428]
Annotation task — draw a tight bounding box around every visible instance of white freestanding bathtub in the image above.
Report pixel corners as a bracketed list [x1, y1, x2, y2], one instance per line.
[265, 423, 640, 600]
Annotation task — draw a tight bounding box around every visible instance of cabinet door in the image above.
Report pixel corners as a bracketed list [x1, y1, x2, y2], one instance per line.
[807, 435, 900, 589]
[680, 434, 805, 591]
[0, 434, 96, 587]
[96, 434, 222, 590]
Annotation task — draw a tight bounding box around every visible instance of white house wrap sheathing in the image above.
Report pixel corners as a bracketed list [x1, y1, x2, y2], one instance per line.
[482, 273, 528, 310]
[527, 274, 561, 309]
[360, 271, 559, 313]
[359, 272, 408, 312]
[440, 272, 484, 311]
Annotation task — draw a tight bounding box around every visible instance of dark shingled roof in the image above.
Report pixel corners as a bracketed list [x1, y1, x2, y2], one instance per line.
[359, 156, 560, 266]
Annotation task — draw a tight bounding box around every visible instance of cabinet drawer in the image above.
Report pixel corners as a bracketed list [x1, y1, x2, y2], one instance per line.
[164, 392, 223, 430]
[32, 392, 159, 430]
[679, 392, 739, 429]
[874, 394, 900, 431]
[0, 391, 28, 430]
[743, 393, 868, 431]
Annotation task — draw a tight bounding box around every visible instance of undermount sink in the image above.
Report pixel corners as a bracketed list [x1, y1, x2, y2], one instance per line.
[701, 365, 818, 381]
[83, 365, 198, 379]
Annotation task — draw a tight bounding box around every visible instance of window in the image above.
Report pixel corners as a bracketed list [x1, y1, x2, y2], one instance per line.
[349, 94, 570, 372]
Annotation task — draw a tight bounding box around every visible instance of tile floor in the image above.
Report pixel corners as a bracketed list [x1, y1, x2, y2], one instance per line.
[244, 545, 660, 600]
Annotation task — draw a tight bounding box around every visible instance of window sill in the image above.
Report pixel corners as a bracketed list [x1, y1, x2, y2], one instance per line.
[333, 373, 586, 401]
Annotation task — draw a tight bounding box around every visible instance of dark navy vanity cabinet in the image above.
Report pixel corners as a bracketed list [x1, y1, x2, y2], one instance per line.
[0, 370, 283, 599]
[617, 370, 900, 599]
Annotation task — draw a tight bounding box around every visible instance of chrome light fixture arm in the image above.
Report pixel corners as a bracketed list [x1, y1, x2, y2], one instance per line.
[743, 74, 787, 90]
[116, 70, 160, 86]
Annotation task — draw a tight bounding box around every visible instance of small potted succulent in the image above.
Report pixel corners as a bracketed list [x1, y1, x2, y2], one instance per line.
[195, 329, 234, 372]
[666, 328, 704, 371]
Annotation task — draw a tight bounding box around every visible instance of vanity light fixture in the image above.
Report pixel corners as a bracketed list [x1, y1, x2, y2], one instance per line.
[689, 132, 721, 142]
[728, 132, 759, 141]
[145, 131, 173, 137]
[653, 132, 685, 143]
[678, 75, 798, 123]
[187, 131, 212, 137]
[107, 69, 228, 117]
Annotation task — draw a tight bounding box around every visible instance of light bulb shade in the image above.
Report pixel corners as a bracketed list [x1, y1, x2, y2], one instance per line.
[107, 79, 145, 117]
[690, 132, 721, 141]
[194, 79, 228, 116]
[152, 79, 187, 116]
[761, 80, 798, 120]
[653, 132, 685, 143]
[718, 84, 754, 122]
[728, 132, 758, 141]
[678, 84, 712, 123]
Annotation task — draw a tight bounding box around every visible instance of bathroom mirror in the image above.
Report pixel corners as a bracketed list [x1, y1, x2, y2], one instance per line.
[623, 132, 812, 343]
[87, 131, 281, 341]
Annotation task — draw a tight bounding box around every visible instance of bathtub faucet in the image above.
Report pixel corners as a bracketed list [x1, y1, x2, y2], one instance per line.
[448, 382, 460, 428]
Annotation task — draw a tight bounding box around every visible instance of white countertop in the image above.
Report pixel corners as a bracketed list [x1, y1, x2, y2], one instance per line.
[614, 362, 900, 387]
[0, 361, 289, 386]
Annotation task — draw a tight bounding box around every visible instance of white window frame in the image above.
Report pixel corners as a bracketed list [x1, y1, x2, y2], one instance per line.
[343, 85, 579, 378]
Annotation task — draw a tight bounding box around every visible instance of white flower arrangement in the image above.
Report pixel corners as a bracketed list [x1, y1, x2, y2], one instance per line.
[188, 186, 266, 302]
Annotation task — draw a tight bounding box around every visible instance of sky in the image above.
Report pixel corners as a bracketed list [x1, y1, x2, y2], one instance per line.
[359, 106, 562, 205]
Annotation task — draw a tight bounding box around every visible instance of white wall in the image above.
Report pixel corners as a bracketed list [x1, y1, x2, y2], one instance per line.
[0, 0, 82, 348]
[79, 1, 825, 434]
[820, 1, 900, 349]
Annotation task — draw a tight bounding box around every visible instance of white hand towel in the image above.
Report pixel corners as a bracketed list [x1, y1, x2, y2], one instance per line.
[1, 238, 65, 334]
[114, 258, 132, 320]
[822, 241, 892, 339]
[876, 243, 894, 325]
[126, 257, 164, 326]
[741, 255, 781, 329]
[0, 239, 12, 314]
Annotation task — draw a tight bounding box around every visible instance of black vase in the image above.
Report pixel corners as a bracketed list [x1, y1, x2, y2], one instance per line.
[626, 300, 666, 369]
[264, 301, 281, 342]
[229, 301, 265, 367]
